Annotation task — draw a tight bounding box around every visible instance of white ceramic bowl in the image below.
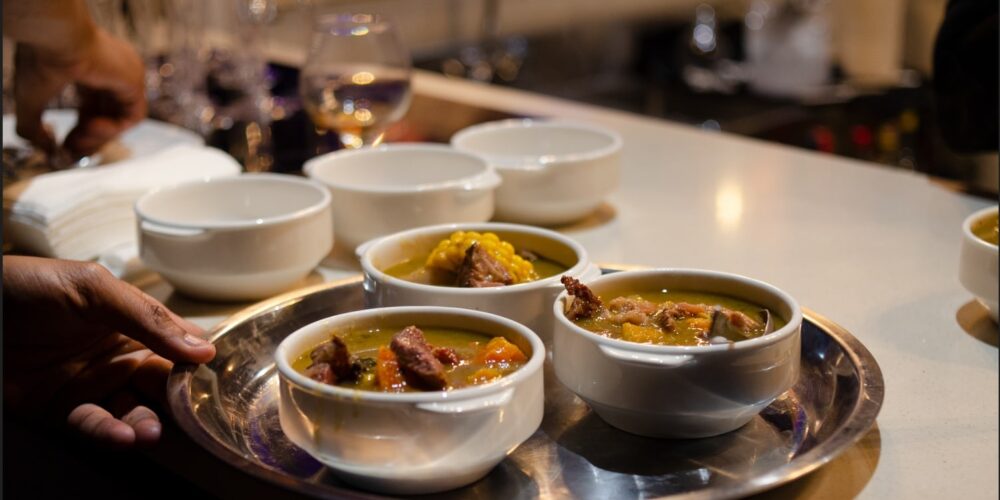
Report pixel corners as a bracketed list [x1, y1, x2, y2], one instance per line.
[303, 144, 501, 251]
[275, 306, 545, 495]
[451, 119, 622, 225]
[135, 173, 333, 301]
[358, 222, 601, 342]
[552, 269, 803, 438]
[959, 205, 999, 321]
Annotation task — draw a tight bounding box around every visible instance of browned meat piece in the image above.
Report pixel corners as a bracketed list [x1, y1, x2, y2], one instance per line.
[390, 326, 448, 390]
[433, 347, 460, 365]
[654, 302, 708, 332]
[608, 296, 659, 314]
[611, 309, 651, 326]
[607, 296, 659, 326]
[455, 242, 513, 288]
[657, 313, 677, 332]
[561, 275, 603, 320]
[310, 335, 355, 381]
[657, 302, 707, 321]
[305, 362, 335, 384]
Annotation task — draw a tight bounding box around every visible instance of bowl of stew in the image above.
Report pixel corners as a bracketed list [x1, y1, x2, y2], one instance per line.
[552, 269, 802, 438]
[275, 306, 545, 494]
[358, 222, 601, 342]
[959, 205, 998, 321]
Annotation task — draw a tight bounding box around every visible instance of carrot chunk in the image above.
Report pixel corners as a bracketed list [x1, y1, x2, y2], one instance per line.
[621, 323, 667, 344]
[376, 346, 406, 392]
[475, 337, 527, 366]
[468, 367, 503, 385]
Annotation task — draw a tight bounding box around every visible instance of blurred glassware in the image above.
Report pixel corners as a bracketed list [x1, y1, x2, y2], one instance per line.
[439, 0, 527, 84]
[122, 0, 170, 103]
[148, 0, 276, 171]
[744, 0, 832, 98]
[299, 13, 412, 149]
[680, 3, 740, 94]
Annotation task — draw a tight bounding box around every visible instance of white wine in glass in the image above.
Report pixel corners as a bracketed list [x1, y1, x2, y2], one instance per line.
[300, 14, 412, 149]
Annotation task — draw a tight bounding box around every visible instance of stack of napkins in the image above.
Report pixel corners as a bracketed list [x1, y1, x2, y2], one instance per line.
[3, 144, 241, 261]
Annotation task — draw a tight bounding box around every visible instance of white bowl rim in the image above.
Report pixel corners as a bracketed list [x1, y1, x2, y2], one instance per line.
[962, 205, 999, 251]
[275, 306, 545, 403]
[552, 268, 803, 354]
[303, 143, 500, 194]
[135, 173, 331, 230]
[451, 118, 623, 167]
[358, 222, 592, 295]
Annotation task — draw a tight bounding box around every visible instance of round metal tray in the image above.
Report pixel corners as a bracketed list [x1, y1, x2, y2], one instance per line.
[168, 272, 884, 499]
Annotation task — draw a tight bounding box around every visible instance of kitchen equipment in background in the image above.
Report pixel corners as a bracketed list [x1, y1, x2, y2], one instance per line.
[743, 0, 832, 98]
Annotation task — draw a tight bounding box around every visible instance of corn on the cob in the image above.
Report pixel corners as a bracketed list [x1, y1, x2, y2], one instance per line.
[425, 231, 538, 284]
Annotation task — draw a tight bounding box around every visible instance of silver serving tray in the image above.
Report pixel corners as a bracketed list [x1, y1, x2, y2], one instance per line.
[168, 271, 884, 499]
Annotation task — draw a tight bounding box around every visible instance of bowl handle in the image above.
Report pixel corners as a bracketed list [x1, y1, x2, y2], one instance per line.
[456, 169, 503, 200]
[140, 221, 206, 238]
[577, 262, 602, 281]
[598, 345, 693, 367]
[354, 235, 385, 260]
[415, 387, 514, 414]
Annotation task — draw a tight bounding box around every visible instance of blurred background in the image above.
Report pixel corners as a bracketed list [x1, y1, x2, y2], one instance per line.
[3, 0, 996, 195]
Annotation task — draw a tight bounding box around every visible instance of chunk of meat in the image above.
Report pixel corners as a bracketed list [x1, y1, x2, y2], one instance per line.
[455, 242, 513, 288]
[607, 296, 659, 326]
[657, 313, 676, 332]
[561, 275, 603, 320]
[304, 362, 334, 384]
[654, 302, 707, 325]
[309, 335, 355, 382]
[390, 326, 448, 390]
[433, 347, 460, 365]
[608, 296, 659, 314]
[376, 346, 406, 392]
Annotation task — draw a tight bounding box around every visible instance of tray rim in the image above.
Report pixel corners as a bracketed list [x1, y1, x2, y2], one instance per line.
[167, 270, 885, 500]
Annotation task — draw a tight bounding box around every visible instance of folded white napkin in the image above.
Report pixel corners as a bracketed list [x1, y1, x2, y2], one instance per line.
[4, 144, 241, 262]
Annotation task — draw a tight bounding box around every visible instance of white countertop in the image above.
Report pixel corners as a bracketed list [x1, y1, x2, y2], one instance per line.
[147, 71, 998, 499]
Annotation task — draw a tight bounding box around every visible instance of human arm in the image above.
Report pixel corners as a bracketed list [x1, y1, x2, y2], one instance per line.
[3, 0, 146, 158]
[2, 256, 215, 448]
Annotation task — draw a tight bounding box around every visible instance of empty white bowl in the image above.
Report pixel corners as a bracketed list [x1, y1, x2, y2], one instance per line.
[275, 306, 545, 495]
[135, 173, 333, 301]
[358, 222, 601, 342]
[552, 269, 802, 438]
[959, 205, 999, 321]
[304, 144, 501, 251]
[451, 119, 622, 225]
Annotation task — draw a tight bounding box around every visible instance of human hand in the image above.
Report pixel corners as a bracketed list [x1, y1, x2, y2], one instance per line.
[2, 256, 215, 449]
[14, 27, 146, 159]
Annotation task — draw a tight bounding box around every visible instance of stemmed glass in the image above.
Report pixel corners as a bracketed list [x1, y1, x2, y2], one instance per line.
[300, 14, 412, 149]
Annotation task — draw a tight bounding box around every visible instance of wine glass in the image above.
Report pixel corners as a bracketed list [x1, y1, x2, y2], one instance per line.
[300, 14, 412, 149]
